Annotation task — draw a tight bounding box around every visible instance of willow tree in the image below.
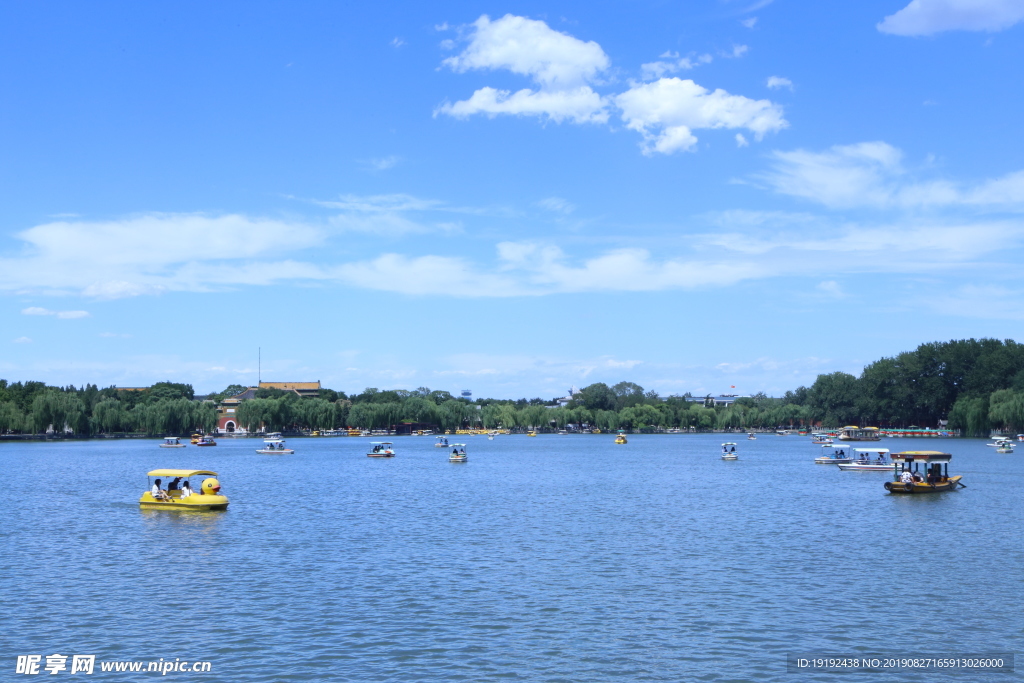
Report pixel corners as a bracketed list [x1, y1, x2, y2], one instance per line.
[30, 390, 87, 435]
[0, 401, 24, 433]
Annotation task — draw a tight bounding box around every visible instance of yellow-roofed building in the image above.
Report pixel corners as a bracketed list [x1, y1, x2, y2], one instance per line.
[259, 381, 321, 398]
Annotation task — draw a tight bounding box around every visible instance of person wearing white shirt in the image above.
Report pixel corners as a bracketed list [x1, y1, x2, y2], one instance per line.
[151, 479, 168, 500]
[180, 481, 193, 498]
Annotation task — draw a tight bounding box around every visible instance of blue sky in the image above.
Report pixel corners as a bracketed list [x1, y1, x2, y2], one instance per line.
[3, 0, 1024, 398]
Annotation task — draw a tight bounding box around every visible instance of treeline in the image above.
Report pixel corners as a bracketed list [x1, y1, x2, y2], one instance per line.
[0, 381, 216, 436]
[3, 338, 1021, 436]
[791, 338, 1024, 436]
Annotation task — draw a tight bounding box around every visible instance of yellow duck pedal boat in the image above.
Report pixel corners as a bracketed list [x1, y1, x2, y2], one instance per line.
[139, 469, 228, 511]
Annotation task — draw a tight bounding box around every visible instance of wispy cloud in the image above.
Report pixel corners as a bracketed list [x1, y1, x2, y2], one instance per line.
[878, 0, 1024, 36]
[537, 197, 576, 214]
[757, 141, 1024, 210]
[22, 307, 90, 319]
[365, 155, 400, 171]
[12, 336, 32, 343]
[766, 76, 794, 91]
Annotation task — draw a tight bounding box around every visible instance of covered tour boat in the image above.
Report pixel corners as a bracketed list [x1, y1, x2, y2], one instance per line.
[883, 451, 962, 493]
[837, 448, 892, 471]
[815, 444, 854, 464]
[367, 441, 395, 457]
[256, 438, 294, 454]
[747, 433, 756, 440]
[139, 469, 228, 510]
[195, 435, 216, 447]
[615, 430, 628, 444]
[837, 426, 882, 441]
[159, 437, 186, 448]
[448, 444, 467, 462]
[434, 436, 450, 447]
[721, 442, 738, 460]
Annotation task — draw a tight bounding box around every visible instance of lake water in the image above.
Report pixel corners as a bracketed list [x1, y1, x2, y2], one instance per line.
[3, 434, 1021, 681]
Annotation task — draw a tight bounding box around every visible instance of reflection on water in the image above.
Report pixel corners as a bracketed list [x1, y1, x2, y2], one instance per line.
[3, 435, 1021, 682]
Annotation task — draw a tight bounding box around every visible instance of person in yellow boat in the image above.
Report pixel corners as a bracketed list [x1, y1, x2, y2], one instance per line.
[180, 480, 193, 498]
[167, 477, 181, 493]
[151, 479, 169, 501]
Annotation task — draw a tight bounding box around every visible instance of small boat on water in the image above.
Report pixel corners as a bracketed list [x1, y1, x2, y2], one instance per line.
[837, 448, 892, 471]
[884, 451, 963, 494]
[448, 444, 467, 462]
[434, 436, 450, 448]
[815, 444, 854, 464]
[190, 433, 202, 444]
[721, 442, 738, 460]
[367, 441, 395, 457]
[159, 437, 186, 448]
[747, 433, 757, 440]
[996, 442, 1015, 453]
[810, 432, 834, 445]
[615, 430, 628, 445]
[139, 469, 228, 511]
[257, 438, 294, 454]
[527, 431, 538, 437]
[195, 435, 216, 447]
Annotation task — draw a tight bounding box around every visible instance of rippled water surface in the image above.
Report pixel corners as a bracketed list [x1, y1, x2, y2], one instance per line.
[3, 434, 1022, 681]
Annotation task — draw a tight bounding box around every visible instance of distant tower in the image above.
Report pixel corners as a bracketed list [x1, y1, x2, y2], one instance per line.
[461, 389, 472, 399]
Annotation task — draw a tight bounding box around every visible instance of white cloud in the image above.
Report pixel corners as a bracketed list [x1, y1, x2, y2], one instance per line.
[878, 0, 1024, 36]
[441, 14, 609, 89]
[437, 14, 610, 124]
[537, 197, 576, 214]
[438, 15, 780, 154]
[766, 76, 793, 91]
[735, 133, 749, 147]
[332, 253, 525, 296]
[725, 44, 749, 58]
[614, 78, 788, 155]
[0, 213, 323, 299]
[437, 85, 608, 123]
[12, 336, 32, 343]
[759, 141, 1024, 209]
[742, 17, 759, 28]
[390, 37, 404, 48]
[21, 307, 90, 318]
[640, 52, 712, 79]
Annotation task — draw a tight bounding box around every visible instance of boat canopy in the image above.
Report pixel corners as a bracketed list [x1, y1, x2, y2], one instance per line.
[853, 448, 890, 454]
[722, 442, 737, 446]
[371, 441, 393, 445]
[448, 443, 466, 447]
[893, 451, 951, 462]
[264, 438, 284, 443]
[147, 469, 217, 478]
